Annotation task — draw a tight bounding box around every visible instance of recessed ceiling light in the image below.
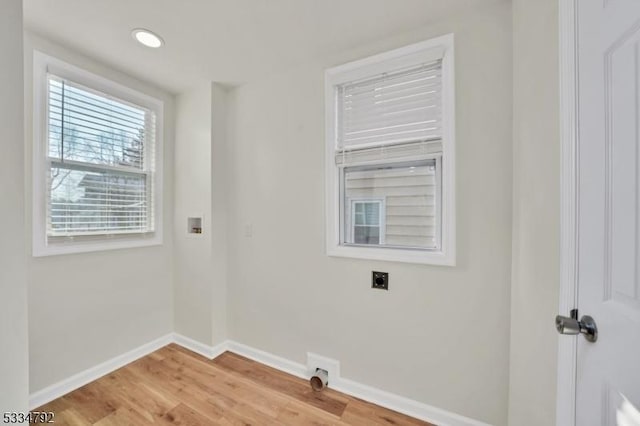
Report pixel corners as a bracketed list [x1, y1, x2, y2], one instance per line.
[131, 28, 164, 48]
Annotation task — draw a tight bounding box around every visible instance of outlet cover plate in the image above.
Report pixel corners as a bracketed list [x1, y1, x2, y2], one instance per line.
[372, 271, 389, 290]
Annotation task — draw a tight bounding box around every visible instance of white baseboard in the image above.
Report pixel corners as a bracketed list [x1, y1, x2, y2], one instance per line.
[330, 376, 490, 426]
[29, 333, 490, 426]
[29, 333, 173, 410]
[171, 333, 227, 359]
[225, 341, 308, 380]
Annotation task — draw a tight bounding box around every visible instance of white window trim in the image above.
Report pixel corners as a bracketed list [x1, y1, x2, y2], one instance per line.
[325, 34, 456, 266]
[32, 51, 164, 257]
[347, 198, 386, 245]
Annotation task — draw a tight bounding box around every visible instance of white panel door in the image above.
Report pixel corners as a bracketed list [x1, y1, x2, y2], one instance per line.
[576, 0, 640, 424]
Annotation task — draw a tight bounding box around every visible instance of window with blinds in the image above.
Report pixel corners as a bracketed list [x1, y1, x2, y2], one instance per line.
[46, 75, 156, 238]
[325, 35, 455, 265]
[335, 60, 444, 251]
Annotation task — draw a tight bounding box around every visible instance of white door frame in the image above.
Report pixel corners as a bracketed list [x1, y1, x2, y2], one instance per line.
[557, 0, 579, 425]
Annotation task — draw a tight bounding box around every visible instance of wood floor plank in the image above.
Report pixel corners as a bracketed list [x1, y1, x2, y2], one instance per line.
[93, 406, 152, 426]
[99, 369, 180, 423]
[127, 357, 227, 421]
[36, 344, 433, 426]
[277, 400, 350, 426]
[161, 403, 214, 426]
[219, 401, 286, 426]
[160, 348, 294, 423]
[341, 398, 430, 426]
[60, 381, 120, 423]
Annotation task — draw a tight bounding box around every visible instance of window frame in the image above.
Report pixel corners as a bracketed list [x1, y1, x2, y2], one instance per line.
[325, 34, 455, 265]
[32, 51, 164, 257]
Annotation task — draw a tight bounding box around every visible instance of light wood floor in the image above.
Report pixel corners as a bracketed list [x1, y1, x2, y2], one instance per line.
[36, 344, 433, 425]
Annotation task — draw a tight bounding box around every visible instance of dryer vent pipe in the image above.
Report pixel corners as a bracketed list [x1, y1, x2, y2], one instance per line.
[310, 368, 329, 391]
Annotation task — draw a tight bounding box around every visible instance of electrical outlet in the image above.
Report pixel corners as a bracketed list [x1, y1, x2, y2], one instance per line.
[372, 271, 389, 290]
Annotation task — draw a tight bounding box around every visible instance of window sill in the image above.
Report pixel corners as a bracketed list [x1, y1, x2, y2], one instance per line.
[327, 245, 455, 266]
[32, 233, 163, 257]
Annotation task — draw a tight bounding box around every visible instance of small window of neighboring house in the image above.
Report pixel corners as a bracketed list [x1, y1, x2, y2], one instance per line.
[325, 35, 455, 265]
[32, 52, 164, 256]
[349, 199, 385, 245]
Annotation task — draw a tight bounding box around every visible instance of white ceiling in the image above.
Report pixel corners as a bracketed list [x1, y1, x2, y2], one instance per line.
[24, 0, 503, 94]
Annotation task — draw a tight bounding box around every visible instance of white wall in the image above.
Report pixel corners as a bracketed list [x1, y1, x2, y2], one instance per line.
[174, 84, 214, 345]
[508, 0, 560, 425]
[174, 82, 229, 346]
[226, 4, 512, 425]
[0, 0, 29, 412]
[24, 33, 176, 394]
[210, 84, 230, 345]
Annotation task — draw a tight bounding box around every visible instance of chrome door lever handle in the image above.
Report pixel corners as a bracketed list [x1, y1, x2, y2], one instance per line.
[555, 313, 598, 342]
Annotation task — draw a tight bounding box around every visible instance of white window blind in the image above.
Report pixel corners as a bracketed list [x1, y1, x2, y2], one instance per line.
[336, 60, 442, 153]
[46, 74, 156, 237]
